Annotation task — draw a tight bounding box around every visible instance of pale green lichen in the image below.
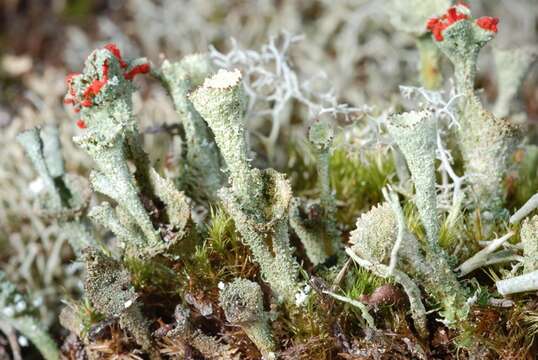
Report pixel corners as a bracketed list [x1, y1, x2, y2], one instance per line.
[159, 54, 225, 201]
[348, 202, 427, 336]
[190, 69, 263, 214]
[432, 8, 519, 220]
[350, 194, 469, 326]
[521, 215, 538, 272]
[0, 271, 60, 360]
[493, 46, 538, 118]
[165, 305, 240, 359]
[190, 69, 301, 303]
[386, 109, 439, 247]
[290, 119, 340, 266]
[17, 126, 97, 254]
[71, 46, 193, 258]
[219, 278, 276, 359]
[386, 0, 451, 89]
[83, 248, 159, 359]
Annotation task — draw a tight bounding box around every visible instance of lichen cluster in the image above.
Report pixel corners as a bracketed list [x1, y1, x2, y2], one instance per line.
[2, 2, 538, 359]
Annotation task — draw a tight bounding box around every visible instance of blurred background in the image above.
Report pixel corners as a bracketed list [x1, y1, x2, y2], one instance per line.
[0, 0, 537, 356]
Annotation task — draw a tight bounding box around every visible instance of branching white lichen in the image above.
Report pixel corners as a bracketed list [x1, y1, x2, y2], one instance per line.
[510, 193, 538, 224]
[457, 231, 516, 276]
[210, 32, 366, 160]
[495, 216, 538, 295]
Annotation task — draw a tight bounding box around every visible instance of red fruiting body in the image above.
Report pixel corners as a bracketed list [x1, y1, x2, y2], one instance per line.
[475, 17, 499, 33]
[64, 44, 149, 130]
[104, 43, 128, 68]
[82, 60, 110, 100]
[81, 99, 93, 108]
[76, 119, 87, 129]
[124, 63, 151, 80]
[426, 6, 469, 41]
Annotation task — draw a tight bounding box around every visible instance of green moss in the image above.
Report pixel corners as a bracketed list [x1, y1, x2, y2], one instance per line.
[344, 264, 391, 300]
[181, 207, 255, 291]
[124, 257, 179, 294]
[403, 202, 426, 242]
[205, 206, 239, 254]
[282, 294, 332, 344]
[62, 0, 93, 21]
[330, 149, 394, 226]
[77, 298, 106, 338]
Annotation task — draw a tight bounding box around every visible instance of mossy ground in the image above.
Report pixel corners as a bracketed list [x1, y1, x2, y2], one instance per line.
[54, 136, 538, 360]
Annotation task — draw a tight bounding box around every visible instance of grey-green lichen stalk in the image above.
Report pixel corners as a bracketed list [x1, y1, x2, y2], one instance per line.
[493, 46, 538, 118]
[428, 4, 519, 220]
[309, 119, 341, 249]
[65, 44, 193, 258]
[387, 0, 451, 89]
[289, 119, 341, 266]
[83, 248, 159, 359]
[386, 109, 439, 247]
[349, 190, 469, 326]
[159, 54, 225, 201]
[219, 278, 276, 359]
[190, 69, 302, 303]
[17, 126, 97, 255]
[520, 215, 538, 273]
[0, 271, 60, 360]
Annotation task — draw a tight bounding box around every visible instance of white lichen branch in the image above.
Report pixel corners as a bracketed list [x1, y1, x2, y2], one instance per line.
[510, 193, 538, 224]
[322, 290, 375, 328]
[457, 231, 516, 276]
[382, 186, 405, 275]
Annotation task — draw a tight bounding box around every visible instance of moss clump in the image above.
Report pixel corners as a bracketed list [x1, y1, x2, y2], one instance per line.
[330, 148, 394, 226]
